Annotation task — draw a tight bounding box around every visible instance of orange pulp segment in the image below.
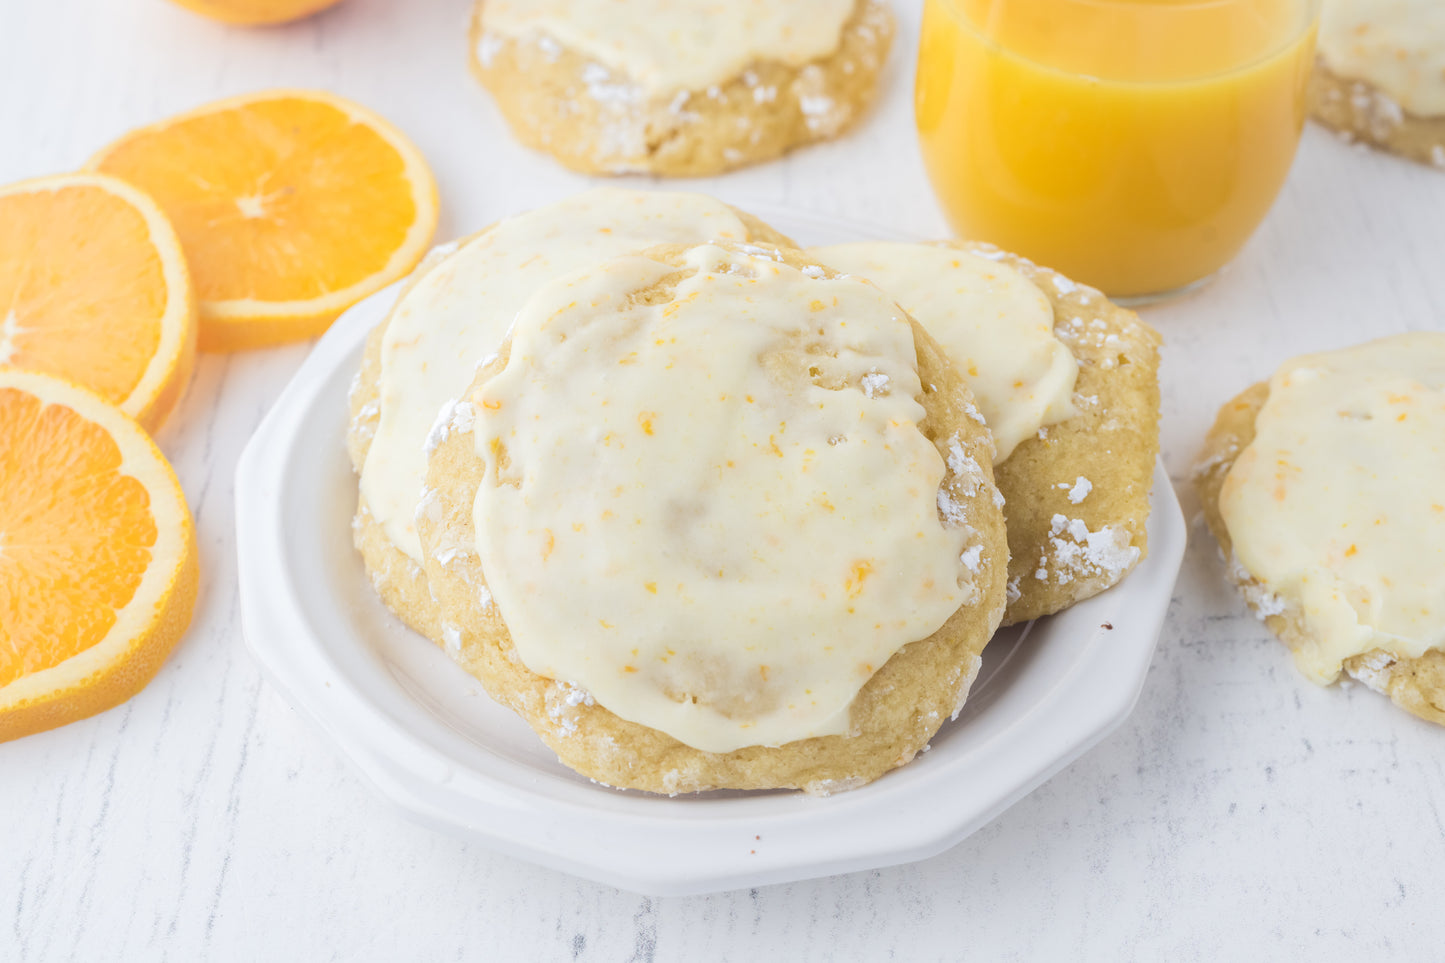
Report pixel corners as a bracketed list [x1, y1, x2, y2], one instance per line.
[89, 89, 439, 351]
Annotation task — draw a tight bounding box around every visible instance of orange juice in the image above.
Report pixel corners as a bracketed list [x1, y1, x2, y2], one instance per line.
[916, 0, 1319, 298]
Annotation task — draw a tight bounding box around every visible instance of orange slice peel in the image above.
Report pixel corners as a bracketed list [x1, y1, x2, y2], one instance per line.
[0, 369, 199, 742]
[0, 172, 196, 432]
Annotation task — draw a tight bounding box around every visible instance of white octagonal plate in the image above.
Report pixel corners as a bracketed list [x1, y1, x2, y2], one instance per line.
[235, 205, 1187, 896]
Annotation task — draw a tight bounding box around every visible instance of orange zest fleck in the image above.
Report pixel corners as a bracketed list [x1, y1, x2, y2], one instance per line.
[845, 560, 875, 598]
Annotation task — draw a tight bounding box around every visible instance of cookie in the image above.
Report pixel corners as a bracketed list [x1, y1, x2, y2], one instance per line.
[468, 0, 894, 176]
[349, 189, 796, 645]
[418, 240, 1009, 794]
[812, 241, 1161, 625]
[1196, 333, 1445, 726]
[1311, 1, 1445, 169]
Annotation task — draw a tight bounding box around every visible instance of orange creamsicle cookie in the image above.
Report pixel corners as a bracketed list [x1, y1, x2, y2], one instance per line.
[1197, 332, 1445, 725]
[418, 241, 1009, 793]
[468, 0, 894, 175]
[1311, 0, 1445, 168]
[811, 241, 1161, 625]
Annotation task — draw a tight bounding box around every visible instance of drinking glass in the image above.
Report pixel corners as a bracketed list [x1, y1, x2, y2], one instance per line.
[916, 0, 1321, 302]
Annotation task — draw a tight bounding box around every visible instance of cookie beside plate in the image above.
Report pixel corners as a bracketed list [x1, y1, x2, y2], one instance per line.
[1196, 334, 1445, 726]
[468, 0, 894, 175]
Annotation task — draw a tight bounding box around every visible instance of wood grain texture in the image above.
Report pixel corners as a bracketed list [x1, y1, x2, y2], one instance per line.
[1, 1, 1443, 960]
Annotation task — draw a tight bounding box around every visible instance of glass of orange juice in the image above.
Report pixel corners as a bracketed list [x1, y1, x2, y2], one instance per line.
[916, 0, 1320, 301]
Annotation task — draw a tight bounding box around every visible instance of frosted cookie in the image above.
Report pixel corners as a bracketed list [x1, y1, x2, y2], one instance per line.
[468, 0, 894, 176]
[1196, 333, 1445, 726]
[1311, 0, 1445, 168]
[418, 241, 1009, 794]
[349, 189, 795, 645]
[812, 241, 1161, 625]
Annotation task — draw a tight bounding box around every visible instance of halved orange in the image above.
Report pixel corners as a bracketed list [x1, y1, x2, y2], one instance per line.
[88, 89, 439, 351]
[0, 173, 196, 432]
[168, 0, 345, 25]
[0, 369, 199, 743]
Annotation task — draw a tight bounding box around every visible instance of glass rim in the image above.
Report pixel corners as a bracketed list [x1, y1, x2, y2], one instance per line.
[932, 0, 1324, 88]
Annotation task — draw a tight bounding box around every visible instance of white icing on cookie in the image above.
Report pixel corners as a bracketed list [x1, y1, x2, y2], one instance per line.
[808, 242, 1078, 461]
[1221, 332, 1445, 683]
[470, 244, 983, 753]
[1320, 0, 1445, 117]
[480, 0, 856, 94]
[360, 189, 758, 561]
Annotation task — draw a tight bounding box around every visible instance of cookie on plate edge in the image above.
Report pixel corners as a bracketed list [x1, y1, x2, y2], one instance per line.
[812, 240, 1162, 626]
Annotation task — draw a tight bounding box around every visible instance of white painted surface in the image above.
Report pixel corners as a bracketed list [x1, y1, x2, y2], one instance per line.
[1, 0, 1442, 960]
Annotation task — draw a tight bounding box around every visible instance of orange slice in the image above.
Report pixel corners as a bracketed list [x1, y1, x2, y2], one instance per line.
[0, 369, 199, 743]
[0, 173, 196, 432]
[168, 0, 345, 25]
[88, 89, 439, 351]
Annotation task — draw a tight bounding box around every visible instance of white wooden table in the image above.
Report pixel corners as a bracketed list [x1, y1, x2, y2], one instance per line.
[3, 1, 1443, 959]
